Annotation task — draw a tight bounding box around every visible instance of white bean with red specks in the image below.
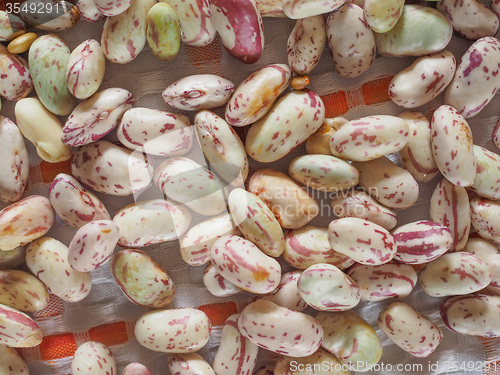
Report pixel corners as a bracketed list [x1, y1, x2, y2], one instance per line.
[0, 303, 42, 347]
[195, 111, 249, 185]
[203, 263, 242, 297]
[111, 249, 175, 308]
[289, 154, 359, 192]
[463, 238, 500, 295]
[101, 0, 155, 64]
[284, 226, 355, 270]
[162, 74, 235, 111]
[0, 246, 25, 269]
[364, 0, 404, 33]
[431, 105, 475, 187]
[246, 89, 325, 163]
[347, 262, 417, 302]
[378, 301, 443, 357]
[282, 0, 345, 18]
[71, 341, 117, 375]
[328, 217, 397, 265]
[470, 196, 500, 245]
[331, 190, 398, 231]
[62, 88, 134, 146]
[398, 111, 439, 182]
[66, 39, 106, 100]
[0, 116, 28, 203]
[419, 252, 492, 297]
[168, 354, 215, 375]
[238, 300, 323, 357]
[122, 362, 152, 375]
[213, 313, 258, 375]
[135, 308, 211, 353]
[77, 0, 105, 21]
[49, 173, 110, 230]
[430, 178, 470, 252]
[0, 269, 49, 313]
[26, 237, 92, 302]
[210, 235, 281, 294]
[258, 270, 308, 311]
[316, 311, 382, 370]
[117, 107, 193, 157]
[154, 157, 227, 216]
[210, 0, 264, 64]
[353, 157, 419, 209]
[0, 12, 25, 42]
[327, 4, 376, 78]
[161, 0, 216, 46]
[274, 348, 349, 375]
[389, 50, 456, 108]
[306, 117, 348, 155]
[330, 115, 409, 161]
[298, 263, 360, 311]
[0, 344, 30, 374]
[392, 220, 453, 264]
[0, 195, 54, 251]
[113, 199, 191, 247]
[94, 0, 133, 16]
[470, 145, 500, 200]
[0, 44, 32, 101]
[71, 140, 153, 197]
[225, 64, 291, 127]
[445, 37, 500, 118]
[179, 214, 240, 266]
[440, 294, 500, 337]
[248, 168, 319, 229]
[287, 15, 326, 75]
[68, 220, 119, 272]
[437, 0, 499, 40]
[228, 188, 285, 257]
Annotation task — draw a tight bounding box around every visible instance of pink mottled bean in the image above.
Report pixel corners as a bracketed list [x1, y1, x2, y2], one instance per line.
[0, 303, 42, 347]
[274, 348, 348, 375]
[470, 145, 500, 200]
[258, 270, 308, 311]
[463, 237, 500, 295]
[203, 263, 242, 297]
[470, 196, 500, 245]
[77, 0, 105, 22]
[0, 269, 49, 313]
[167, 354, 215, 375]
[0, 345, 30, 374]
[238, 300, 323, 357]
[282, 0, 345, 18]
[122, 362, 152, 375]
[71, 341, 117, 375]
[0, 44, 32, 101]
[94, 0, 134, 16]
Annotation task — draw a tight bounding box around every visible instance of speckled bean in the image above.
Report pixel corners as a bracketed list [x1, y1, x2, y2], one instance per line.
[0, 303, 42, 347]
[225, 64, 291, 127]
[71, 140, 153, 196]
[238, 299, 323, 357]
[0, 344, 30, 374]
[0, 269, 49, 313]
[463, 237, 500, 295]
[0, 195, 54, 251]
[274, 348, 349, 375]
[21, 0, 80, 31]
[256, 0, 284, 17]
[147, 3, 180, 61]
[210, 235, 281, 294]
[203, 263, 242, 297]
[0, 11, 25, 42]
[122, 362, 152, 375]
[470, 145, 500, 200]
[316, 310, 382, 370]
[364, 0, 404, 33]
[77, 0, 105, 22]
[163, 74, 235, 111]
[298, 263, 360, 311]
[167, 354, 215, 375]
[111, 249, 176, 308]
[378, 301, 443, 357]
[94, 0, 134, 16]
[26, 237, 92, 302]
[134, 308, 211, 353]
[248, 168, 319, 229]
[282, 0, 345, 18]
[470, 196, 500, 245]
[71, 341, 117, 375]
[62, 88, 134, 146]
[258, 270, 308, 311]
[0, 44, 32, 101]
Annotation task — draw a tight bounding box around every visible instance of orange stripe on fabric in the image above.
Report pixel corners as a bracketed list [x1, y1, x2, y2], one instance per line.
[198, 301, 238, 327]
[321, 91, 348, 118]
[479, 337, 500, 375]
[39, 333, 77, 361]
[40, 158, 73, 183]
[186, 39, 222, 67]
[89, 321, 129, 347]
[362, 76, 393, 105]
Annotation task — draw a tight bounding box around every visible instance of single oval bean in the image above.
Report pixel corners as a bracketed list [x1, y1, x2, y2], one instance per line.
[274, 348, 349, 375]
[71, 341, 117, 375]
[284, 226, 355, 270]
[94, 0, 133, 16]
[0, 116, 29, 203]
[463, 237, 500, 295]
[0, 269, 49, 313]
[298, 263, 360, 311]
[113, 199, 191, 247]
[203, 263, 242, 297]
[77, 0, 105, 22]
[154, 157, 227, 216]
[163, 74, 235, 111]
[123, 362, 152, 375]
[62, 88, 134, 146]
[213, 313, 259, 375]
[0, 11, 25, 42]
[238, 299, 323, 357]
[147, 3, 181, 61]
[258, 270, 308, 311]
[7, 32, 37, 54]
[0, 345, 30, 374]
[470, 145, 500, 200]
[168, 354, 215, 375]
[66, 39, 106, 100]
[225, 64, 291, 127]
[364, 0, 404, 33]
[327, 4, 376, 78]
[378, 301, 443, 357]
[71, 140, 153, 196]
[248, 168, 319, 229]
[282, 0, 345, 18]
[470, 196, 500, 245]
[316, 310, 382, 370]
[111, 249, 176, 308]
[0, 303, 42, 347]
[26, 237, 92, 302]
[0, 195, 54, 251]
[0, 246, 25, 269]
[328, 217, 397, 265]
[49, 173, 110, 230]
[0, 44, 32, 101]
[134, 308, 211, 353]
[210, 235, 281, 294]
